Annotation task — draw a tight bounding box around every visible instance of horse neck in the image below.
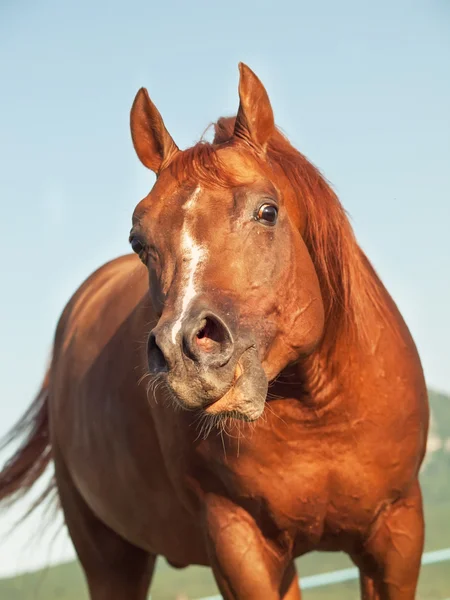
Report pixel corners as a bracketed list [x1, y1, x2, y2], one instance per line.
[279, 259, 400, 412]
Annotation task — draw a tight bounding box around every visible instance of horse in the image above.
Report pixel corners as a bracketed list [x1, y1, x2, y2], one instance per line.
[0, 63, 429, 600]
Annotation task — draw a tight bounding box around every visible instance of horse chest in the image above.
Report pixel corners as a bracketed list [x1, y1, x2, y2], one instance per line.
[198, 434, 382, 552]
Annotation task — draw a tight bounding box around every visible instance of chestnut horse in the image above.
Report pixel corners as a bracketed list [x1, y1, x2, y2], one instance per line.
[0, 64, 429, 599]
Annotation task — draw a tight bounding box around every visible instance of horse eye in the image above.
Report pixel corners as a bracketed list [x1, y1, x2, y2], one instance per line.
[130, 236, 145, 255]
[256, 204, 278, 225]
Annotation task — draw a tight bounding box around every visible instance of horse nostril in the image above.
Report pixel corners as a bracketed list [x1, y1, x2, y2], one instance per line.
[147, 332, 169, 374]
[183, 312, 234, 366]
[195, 317, 227, 352]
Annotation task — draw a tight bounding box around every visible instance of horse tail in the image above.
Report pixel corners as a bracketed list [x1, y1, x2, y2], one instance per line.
[0, 366, 55, 513]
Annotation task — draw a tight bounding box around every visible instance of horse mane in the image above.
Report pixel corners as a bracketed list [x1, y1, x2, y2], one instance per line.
[169, 117, 387, 352]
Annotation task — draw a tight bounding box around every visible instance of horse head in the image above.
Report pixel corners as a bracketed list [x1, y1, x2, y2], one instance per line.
[129, 64, 326, 421]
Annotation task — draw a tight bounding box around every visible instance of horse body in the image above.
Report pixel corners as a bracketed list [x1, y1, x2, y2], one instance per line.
[1, 64, 428, 599]
[52, 250, 425, 585]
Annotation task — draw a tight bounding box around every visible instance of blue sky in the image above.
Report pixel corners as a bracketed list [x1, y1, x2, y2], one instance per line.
[0, 0, 449, 575]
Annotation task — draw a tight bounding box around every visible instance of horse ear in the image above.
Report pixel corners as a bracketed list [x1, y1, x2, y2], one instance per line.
[234, 63, 275, 151]
[130, 88, 179, 174]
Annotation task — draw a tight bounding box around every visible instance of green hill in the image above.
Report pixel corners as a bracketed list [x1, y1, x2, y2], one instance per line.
[1, 390, 449, 600]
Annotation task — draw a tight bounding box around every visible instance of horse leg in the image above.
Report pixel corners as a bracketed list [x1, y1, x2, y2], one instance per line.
[358, 572, 379, 599]
[281, 562, 302, 600]
[204, 495, 293, 600]
[53, 447, 155, 600]
[354, 480, 424, 600]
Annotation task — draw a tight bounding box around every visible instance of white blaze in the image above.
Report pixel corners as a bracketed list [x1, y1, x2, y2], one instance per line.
[171, 186, 206, 343]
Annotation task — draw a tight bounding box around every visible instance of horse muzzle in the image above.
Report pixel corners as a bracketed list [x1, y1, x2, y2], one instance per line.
[146, 299, 268, 420]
